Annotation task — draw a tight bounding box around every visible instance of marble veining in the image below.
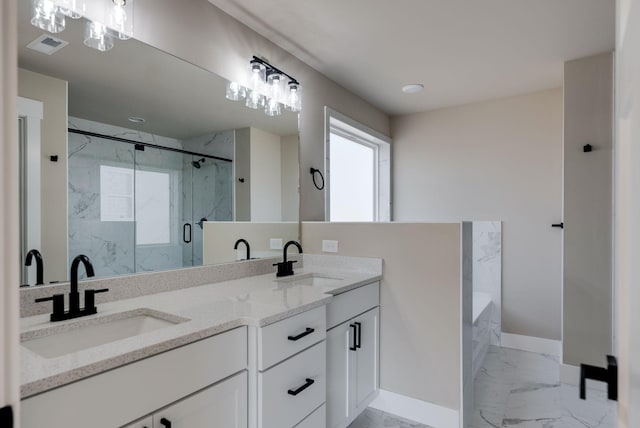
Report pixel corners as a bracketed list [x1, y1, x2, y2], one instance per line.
[472, 221, 502, 347]
[470, 346, 616, 428]
[20, 254, 382, 398]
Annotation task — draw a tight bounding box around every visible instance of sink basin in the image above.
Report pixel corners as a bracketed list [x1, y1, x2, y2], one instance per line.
[276, 273, 344, 287]
[21, 308, 189, 358]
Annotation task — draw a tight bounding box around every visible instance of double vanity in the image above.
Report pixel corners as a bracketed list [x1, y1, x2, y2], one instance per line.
[19, 254, 381, 428]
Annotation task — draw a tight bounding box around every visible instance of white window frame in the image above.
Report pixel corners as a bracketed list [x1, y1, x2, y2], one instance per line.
[324, 107, 391, 222]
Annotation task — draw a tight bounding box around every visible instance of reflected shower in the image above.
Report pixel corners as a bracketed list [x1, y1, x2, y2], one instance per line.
[192, 158, 206, 168]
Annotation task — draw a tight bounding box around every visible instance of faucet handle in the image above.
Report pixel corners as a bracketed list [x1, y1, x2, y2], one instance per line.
[84, 288, 109, 314]
[35, 294, 65, 320]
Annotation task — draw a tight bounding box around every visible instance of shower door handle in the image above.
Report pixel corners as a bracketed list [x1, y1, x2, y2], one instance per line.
[183, 223, 192, 243]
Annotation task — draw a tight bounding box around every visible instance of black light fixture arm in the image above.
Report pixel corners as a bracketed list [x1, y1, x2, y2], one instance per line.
[251, 56, 300, 84]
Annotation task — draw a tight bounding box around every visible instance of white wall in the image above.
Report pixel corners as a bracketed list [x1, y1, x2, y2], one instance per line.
[302, 222, 462, 412]
[133, 0, 390, 221]
[615, 0, 640, 424]
[1, 0, 20, 421]
[250, 127, 282, 221]
[392, 89, 563, 340]
[281, 134, 299, 221]
[18, 69, 68, 283]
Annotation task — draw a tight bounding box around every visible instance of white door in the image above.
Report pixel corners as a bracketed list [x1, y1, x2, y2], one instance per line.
[353, 307, 379, 414]
[153, 371, 247, 428]
[1, 1, 21, 426]
[326, 322, 351, 428]
[615, 0, 640, 425]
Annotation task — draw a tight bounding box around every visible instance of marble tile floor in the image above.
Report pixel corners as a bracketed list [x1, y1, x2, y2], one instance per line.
[348, 407, 432, 428]
[471, 345, 617, 428]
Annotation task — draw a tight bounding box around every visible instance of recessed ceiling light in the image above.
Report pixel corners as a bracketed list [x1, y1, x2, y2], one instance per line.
[401, 84, 424, 94]
[128, 116, 146, 123]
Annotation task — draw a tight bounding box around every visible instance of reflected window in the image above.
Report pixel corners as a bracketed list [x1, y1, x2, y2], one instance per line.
[100, 165, 171, 245]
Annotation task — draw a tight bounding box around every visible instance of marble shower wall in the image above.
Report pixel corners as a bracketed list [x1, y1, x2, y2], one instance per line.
[68, 117, 233, 278]
[472, 221, 502, 346]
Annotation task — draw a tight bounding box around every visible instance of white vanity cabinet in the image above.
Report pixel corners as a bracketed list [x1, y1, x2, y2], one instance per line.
[250, 305, 327, 428]
[22, 326, 248, 428]
[326, 282, 380, 428]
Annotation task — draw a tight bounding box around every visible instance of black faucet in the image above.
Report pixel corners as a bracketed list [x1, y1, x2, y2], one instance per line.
[273, 240, 303, 277]
[234, 238, 251, 260]
[25, 249, 44, 285]
[35, 254, 109, 322]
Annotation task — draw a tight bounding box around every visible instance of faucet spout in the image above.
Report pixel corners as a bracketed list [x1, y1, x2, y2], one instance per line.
[69, 255, 95, 313]
[234, 238, 251, 260]
[282, 240, 303, 263]
[25, 249, 44, 285]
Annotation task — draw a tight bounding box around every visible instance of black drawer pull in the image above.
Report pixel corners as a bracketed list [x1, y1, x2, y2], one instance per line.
[288, 327, 315, 341]
[355, 321, 362, 349]
[350, 324, 357, 351]
[288, 378, 315, 396]
[160, 417, 172, 428]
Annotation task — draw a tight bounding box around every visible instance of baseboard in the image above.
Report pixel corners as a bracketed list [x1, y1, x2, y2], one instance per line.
[500, 332, 561, 357]
[369, 389, 459, 428]
[560, 363, 608, 392]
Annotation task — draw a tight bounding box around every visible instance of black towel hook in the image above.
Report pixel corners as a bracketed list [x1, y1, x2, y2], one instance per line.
[310, 168, 324, 190]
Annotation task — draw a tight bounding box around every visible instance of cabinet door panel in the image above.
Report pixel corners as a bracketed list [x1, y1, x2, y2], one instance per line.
[354, 307, 379, 413]
[154, 370, 247, 428]
[326, 322, 352, 428]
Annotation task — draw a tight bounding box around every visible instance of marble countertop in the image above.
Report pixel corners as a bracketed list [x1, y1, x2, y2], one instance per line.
[20, 266, 381, 398]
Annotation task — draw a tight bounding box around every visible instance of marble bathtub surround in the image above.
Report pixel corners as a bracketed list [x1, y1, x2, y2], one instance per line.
[472, 221, 502, 347]
[472, 292, 492, 380]
[20, 254, 382, 398]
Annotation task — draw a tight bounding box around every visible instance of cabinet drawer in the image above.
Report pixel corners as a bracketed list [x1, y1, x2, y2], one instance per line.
[22, 327, 248, 428]
[259, 341, 326, 428]
[327, 282, 379, 329]
[258, 305, 326, 370]
[295, 404, 326, 428]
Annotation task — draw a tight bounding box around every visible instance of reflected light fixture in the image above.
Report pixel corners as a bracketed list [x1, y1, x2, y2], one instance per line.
[31, 0, 133, 52]
[225, 56, 302, 116]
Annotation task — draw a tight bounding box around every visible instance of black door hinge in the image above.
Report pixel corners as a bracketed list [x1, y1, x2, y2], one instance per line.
[0, 405, 13, 428]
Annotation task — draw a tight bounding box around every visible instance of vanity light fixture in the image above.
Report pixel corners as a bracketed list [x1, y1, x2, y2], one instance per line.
[31, 0, 134, 52]
[225, 56, 302, 115]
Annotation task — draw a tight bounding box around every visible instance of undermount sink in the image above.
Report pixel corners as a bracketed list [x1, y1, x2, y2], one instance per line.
[21, 308, 189, 359]
[276, 273, 344, 287]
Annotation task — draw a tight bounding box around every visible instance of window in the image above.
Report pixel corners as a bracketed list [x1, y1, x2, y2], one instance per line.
[325, 108, 391, 222]
[100, 165, 171, 245]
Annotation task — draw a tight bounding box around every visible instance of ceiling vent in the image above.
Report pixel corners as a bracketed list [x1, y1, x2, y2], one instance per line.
[26, 34, 69, 55]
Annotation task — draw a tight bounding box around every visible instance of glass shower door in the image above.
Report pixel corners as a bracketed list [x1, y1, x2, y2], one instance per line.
[133, 147, 193, 272]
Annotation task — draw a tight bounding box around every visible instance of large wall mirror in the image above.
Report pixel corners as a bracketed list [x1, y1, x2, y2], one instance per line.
[17, 2, 299, 285]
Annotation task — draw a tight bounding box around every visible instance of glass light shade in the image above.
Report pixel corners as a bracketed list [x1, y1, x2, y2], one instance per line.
[107, 0, 134, 40]
[248, 60, 266, 94]
[225, 81, 246, 101]
[84, 20, 114, 52]
[285, 81, 302, 112]
[265, 97, 282, 117]
[245, 90, 265, 109]
[31, 0, 66, 33]
[57, 0, 84, 19]
[267, 71, 283, 101]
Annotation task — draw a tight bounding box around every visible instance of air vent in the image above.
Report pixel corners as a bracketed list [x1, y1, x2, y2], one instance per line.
[26, 34, 69, 55]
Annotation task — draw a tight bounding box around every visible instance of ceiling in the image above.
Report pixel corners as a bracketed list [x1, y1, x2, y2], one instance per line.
[17, 1, 298, 140]
[208, 0, 615, 116]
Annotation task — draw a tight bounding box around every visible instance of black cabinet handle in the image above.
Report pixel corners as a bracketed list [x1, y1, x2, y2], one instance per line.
[183, 223, 192, 243]
[355, 322, 362, 349]
[287, 378, 315, 396]
[160, 417, 172, 428]
[552, 222, 564, 229]
[288, 327, 315, 341]
[350, 324, 357, 351]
